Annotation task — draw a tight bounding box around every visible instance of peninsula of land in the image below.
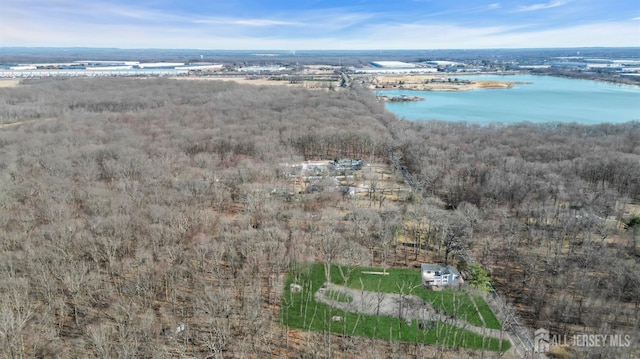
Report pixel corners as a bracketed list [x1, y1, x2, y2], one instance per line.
[367, 75, 516, 91]
[377, 94, 425, 102]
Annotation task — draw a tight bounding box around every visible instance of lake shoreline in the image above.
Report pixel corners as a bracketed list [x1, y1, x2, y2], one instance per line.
[372, 80, 526, 92]
[377, 95, 424, 102]
[378, 74, 640, 125]
[365, 74, 516, 92]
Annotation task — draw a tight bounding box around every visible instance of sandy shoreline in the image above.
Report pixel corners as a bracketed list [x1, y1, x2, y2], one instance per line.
[368, 75, 515, 91]
[375, 80, 514, 91]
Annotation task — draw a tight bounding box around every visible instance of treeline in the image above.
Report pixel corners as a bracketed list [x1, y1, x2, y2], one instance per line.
[532, 68, 640, 86]
[388, 119, 640, 355]
[393, 120, 640, 208]
[0, 78, 403, 358]
[0, 77, 638, 358]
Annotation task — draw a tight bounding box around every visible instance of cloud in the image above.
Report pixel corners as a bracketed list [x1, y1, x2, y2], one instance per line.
[1, 0, 183, 26]
[193, 18, 303, 27]
[1, 0, 637, 49]
[191, 8, 374, 31]
[2, 19, 637, 49]
[315, 20, 640, 50]
[187, 9, 376, 40]
[231, 19, 302, 27]
[516, 1, 567, 12]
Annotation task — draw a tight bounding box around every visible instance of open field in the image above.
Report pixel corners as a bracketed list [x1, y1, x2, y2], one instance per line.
[281, 263, 509, 351]
[0, 79, 20, 88]
[335, 265, 501, 329]
[172, 75, 340, 90]
[172, 76, 295, 86]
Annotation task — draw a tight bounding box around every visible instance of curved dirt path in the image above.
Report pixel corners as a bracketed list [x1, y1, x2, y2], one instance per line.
[0, 118, 55, 129]
[315, 283, 506, 340]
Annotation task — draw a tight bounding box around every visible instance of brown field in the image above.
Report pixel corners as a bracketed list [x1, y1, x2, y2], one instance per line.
[172, 75, 340, 90]
[172, 76, 294, 86]
[0, 79, 20, 88]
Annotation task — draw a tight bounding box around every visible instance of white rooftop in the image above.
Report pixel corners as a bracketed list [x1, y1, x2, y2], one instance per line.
[138, 62, 185, 68]
[371, 61, 417, 68]
[427, 61, 460, 66]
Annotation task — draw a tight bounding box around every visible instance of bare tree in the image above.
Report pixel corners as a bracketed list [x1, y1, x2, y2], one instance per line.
[318, 229, 345, 283]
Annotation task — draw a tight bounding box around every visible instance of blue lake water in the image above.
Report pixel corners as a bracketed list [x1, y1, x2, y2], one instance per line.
[378, 74, 640, 125]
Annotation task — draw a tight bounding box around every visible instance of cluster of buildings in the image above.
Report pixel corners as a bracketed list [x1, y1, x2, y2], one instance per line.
[237, 65, 287, 72]
[352, 61, 437, 74]
[4, 55, 638, 80]
[292, 159, 364, 174]
[516, 57, 640, 79]
[0, 60, 224, 78]
[0, 59, 298, 78]
[351, 60, 484, 74]
[331, 159, 363, 171]
[353, 57, 640, 78]
[274, 159, 367, 196]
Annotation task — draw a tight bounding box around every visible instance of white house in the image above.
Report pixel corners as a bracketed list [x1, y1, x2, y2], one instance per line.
[421, 263, 463, 288]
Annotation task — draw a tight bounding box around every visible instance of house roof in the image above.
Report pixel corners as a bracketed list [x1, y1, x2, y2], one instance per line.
[421, 263, 443, 272]
[445, 265, 461, 276]
[421, 263, 460, 276]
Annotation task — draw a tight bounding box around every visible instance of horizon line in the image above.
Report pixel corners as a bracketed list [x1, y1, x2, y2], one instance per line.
[2, 46, 639, 52]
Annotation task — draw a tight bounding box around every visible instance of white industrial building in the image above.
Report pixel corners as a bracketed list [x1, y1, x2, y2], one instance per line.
[138, 62, 185, 69]
[74, 60, 140, 66]
[0, 69, 189, 78]
[427, 60, 460, 67]
[350, 67, 437, 74]
[237, 65, 286, 72]
[178, 64, 224, 71]
[371, 61, 417, 68]
[356, 60, 437, 74]
[9, 65, 37, 70]
[0, 59, 214, 78]
[86, 66, 133, 71]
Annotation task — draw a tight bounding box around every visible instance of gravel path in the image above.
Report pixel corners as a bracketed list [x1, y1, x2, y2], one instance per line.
[315, 283, 506, 340]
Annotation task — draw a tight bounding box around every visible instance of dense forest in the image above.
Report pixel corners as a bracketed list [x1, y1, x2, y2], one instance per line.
[0, 78, 638, 358]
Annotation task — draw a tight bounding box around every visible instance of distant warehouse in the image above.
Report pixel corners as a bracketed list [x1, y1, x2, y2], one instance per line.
[550, 62, 588, 68]
[371, 61, 417, 68]
[137, 62, 185, 69]
[352, 60, 436, 74]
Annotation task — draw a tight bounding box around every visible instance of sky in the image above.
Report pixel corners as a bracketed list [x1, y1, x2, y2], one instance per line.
[1, 0, 639, 49]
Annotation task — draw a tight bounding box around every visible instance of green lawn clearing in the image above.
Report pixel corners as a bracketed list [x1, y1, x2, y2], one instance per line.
[339, 266, 501, 330]
[280, 263, 510, 352]
[473, 295, 502, 330]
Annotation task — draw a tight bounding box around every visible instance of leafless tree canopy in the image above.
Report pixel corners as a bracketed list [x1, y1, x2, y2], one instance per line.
[0, 77, 638, 358]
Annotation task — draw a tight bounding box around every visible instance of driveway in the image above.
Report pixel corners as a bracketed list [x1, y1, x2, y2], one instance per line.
[315, 283, 506, 340]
